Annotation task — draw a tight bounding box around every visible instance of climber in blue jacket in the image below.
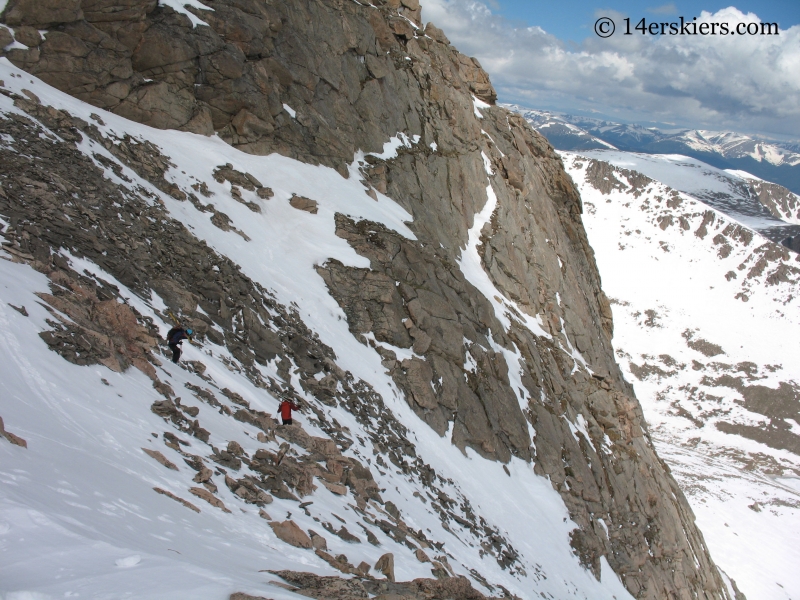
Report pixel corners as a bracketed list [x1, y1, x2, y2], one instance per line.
[166, 326, 193, 363]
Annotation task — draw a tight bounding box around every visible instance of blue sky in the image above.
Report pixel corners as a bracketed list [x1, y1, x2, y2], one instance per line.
[422, 1, 800, 139]
[489, 0, 800, 43]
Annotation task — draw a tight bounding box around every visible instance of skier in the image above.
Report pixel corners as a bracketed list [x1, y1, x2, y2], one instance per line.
[166, 326, 193, 363]
[278, 396, 300, 426]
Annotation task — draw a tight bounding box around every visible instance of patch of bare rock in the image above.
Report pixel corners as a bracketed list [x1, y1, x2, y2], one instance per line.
[0, 416, 27, 448]
[247, 569, 506, 600]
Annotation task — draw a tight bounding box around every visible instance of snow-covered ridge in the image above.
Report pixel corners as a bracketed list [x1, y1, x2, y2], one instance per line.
[509, 103, 800, 242]
[682, 129, 800, 167]
[577, 149, 800, 235]
[512, 106, 800, 167]
[508, 105, 800, 198]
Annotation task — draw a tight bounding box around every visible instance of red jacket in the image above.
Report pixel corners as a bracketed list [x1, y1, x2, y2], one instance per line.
[279, 400, 299, 420]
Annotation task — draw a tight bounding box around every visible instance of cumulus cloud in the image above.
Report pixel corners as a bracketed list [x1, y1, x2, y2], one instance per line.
[421, 1, 800, 138]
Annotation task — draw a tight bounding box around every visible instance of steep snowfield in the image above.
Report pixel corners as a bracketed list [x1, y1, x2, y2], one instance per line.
[577, 150, 800, 233]
[0, 60, 634, 599]
[562, 152, 800, 600]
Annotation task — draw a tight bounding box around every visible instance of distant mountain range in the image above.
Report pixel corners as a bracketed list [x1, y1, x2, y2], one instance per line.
[509, 106, 800, 197]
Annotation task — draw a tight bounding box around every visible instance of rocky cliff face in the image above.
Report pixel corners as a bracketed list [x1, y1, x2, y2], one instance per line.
[1, 0, 732, 598]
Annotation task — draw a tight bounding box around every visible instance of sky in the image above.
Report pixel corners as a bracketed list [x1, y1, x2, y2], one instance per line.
[487, 1, 800, 43]
[420, 1, 800, 140]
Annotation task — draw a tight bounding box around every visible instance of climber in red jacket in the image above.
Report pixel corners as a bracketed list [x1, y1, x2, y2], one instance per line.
[278, 397, 300, 425]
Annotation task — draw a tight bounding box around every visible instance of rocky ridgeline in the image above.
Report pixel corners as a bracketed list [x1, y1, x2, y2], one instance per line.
[746, 178, 800, 225]
[235, 571, 501, 600]
[1, 0, 732, 598]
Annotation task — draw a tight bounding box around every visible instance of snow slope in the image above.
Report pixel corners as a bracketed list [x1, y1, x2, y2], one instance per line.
[578, 149, 800, 239]
[0, 59, 633, 599]
[562, 151, 800, 600]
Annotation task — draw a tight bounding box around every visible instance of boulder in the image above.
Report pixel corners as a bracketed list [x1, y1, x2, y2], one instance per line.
[269, 520, 313, 549]
[227, 440, 245, 456]
[13, 25, 41, 47]
[320, 480, 347, 495]
[309, 530, 327, 551]
[414, 549, 430, 563]
[153, 487, 200, 513]
[289, 195, 318, 214]
[189, 487, 232, 513]
[141, 448, 178, 470]
[0, 26, 12, 48]
[375, 552, 395, 581]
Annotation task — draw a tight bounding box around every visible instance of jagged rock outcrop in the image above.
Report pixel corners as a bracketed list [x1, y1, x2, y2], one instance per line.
[1, 0, 493, 175]
[0, 0, 733, 598]
[747, 178, 800, 223]
[263, 569, 503, 599]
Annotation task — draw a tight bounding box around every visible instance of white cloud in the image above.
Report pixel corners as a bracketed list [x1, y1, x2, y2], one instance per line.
[421, 1, 800, 138]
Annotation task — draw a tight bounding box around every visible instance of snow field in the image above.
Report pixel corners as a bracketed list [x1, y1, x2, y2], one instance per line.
[563, 151, 800, 599]
[579, 149, 800, 229]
